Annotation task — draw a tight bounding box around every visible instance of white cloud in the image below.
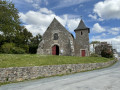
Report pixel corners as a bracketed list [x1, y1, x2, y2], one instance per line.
[39, 8, 53, 14]
[25, 0, 41, 3]
[91, 33, 106, 41]
[91, 23, 120, 35]
[92, 35, 101, 39]
[108, 27, 120, 35]
[53, 0, 89, 9]
[25, 0, 48, 9]
[92, 23, 105, 33]
[19, 8, 80, 36]
[67, 19, 80, 32]
[19, 9, 56, 35]
[108, 31, 119, 35]
[25, 25, 46, 35]
[25, 0, 41, 9]
[88, 14, 104, 21]
[111, 28, 120, 32]
[93, 0, 120, 20]
[88, 14, 97, 20]
[32, 4, 40, 9]
[101, 33, 106, 36]
[92, 36, 120, 52]
[25, 0, 33, 3]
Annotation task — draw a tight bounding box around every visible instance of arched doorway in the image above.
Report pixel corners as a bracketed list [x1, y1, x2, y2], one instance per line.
[52, 45, 59, 55]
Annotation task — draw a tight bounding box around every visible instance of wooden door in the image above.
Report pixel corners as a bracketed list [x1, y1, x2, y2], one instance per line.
[52, 46, 56, 55]
[81, 50, 85, 57]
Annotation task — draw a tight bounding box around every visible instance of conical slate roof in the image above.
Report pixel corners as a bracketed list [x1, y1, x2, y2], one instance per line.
[75, 19, 89, 30]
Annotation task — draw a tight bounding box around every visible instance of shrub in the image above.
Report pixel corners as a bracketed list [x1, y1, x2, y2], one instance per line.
[19, 45, 29, 53]
[12, 47, 25, 54]
[1, 43, 15, 54]
[1, 43, 25, 54]
[90, 53, 100, 57]
[101, 50, 113, 58]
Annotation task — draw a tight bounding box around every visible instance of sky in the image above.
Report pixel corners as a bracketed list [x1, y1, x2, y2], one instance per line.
[11, 0, 120, 52]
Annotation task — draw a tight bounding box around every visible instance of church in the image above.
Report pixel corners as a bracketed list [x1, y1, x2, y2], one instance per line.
[37, 18, 90, 57]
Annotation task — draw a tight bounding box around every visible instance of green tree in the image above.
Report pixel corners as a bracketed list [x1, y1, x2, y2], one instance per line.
[0, 0, 21, 40]
[101, 49, 113, 58]
[14, 27, 33, 45]
[0, 1, 42, 54]
[29, 34, 42, 54]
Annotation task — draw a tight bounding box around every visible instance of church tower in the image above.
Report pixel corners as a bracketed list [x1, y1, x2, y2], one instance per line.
[74, 19, 90, 56]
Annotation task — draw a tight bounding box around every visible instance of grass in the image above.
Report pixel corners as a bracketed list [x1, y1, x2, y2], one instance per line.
[0, 54, 114, 68]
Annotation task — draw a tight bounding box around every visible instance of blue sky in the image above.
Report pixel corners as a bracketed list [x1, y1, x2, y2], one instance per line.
[11, 0, 120, 52]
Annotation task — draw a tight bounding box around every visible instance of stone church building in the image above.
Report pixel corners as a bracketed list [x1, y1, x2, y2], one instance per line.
[37, 18, 90, 56]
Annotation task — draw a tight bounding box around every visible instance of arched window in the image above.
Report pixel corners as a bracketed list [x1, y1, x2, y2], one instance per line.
[54, 33, 58, 40]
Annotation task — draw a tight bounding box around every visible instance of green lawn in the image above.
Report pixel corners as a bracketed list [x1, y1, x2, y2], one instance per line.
[0, 54, 114, 68]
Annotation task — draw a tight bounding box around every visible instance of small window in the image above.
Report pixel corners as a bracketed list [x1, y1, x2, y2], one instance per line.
[54, 33, 58, 40]
[81, 31, 83, 35]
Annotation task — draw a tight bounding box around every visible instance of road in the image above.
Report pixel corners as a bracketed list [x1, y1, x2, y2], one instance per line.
[0, 58, 120, 90]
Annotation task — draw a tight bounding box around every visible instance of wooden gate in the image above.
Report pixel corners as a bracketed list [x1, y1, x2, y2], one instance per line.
[81, 50, 85, 57]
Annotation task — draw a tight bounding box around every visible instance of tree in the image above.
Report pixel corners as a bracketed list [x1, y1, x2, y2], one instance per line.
[101, 49, 113, 58]
[95, 42, 113, 58]
[29, 34, 42, 54]
[0, 0, 21, 40]
[0, 1, 42, 54]
[14, 27, 33, 45]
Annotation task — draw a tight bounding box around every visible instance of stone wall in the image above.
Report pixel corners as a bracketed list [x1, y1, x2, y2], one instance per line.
[0, 60, 116, 83]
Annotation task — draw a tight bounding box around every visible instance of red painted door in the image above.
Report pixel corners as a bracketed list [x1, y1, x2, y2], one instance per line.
[52, 46, 56, 55]
[81, 50, 85, 57]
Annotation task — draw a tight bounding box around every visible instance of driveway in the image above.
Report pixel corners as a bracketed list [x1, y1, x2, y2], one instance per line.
[0, 58, 120, 90]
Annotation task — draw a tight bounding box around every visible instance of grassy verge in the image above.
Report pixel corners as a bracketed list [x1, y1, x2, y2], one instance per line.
[0, 54, 114, 68]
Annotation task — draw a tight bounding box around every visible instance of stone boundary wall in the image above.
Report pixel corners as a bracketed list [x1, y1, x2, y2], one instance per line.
[0, 60, 117, 83]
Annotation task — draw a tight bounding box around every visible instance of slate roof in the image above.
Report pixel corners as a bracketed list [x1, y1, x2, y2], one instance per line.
[75, 19, 89, 30]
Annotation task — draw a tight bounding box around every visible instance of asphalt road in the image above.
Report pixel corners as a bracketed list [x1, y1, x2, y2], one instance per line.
[0, 58, 120, 90]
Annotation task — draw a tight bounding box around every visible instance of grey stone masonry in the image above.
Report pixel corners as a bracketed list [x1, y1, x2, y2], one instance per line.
[37, 18, 90, 56]
[0, 60, 117, 83]
[74, 19, 90, 56]
[37, 18, 74, 56]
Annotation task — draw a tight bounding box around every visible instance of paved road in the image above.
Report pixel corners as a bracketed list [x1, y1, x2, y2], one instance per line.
[0, 58, 120, 90]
